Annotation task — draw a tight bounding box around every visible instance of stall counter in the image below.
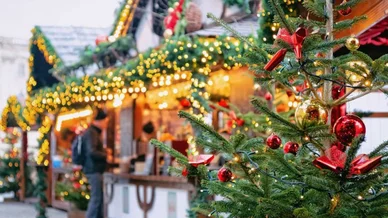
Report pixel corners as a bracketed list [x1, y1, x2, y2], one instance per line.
[104, 173, 195, 218]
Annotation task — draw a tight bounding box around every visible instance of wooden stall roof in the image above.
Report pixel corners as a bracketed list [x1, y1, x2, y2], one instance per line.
[335, 0, 388, 38]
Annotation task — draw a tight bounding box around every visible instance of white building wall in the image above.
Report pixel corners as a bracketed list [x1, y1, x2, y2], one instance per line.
[0, 37, 28, 110]
[347, 91, 388, 154]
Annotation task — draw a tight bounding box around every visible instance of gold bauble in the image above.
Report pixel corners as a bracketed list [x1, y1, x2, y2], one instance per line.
[345, 37, 360, 51]
[295, 100, 328, 128]
[163, 29, 173, 38]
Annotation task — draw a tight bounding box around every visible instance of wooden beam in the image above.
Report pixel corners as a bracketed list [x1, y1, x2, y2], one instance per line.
[335, 0, 388, 38]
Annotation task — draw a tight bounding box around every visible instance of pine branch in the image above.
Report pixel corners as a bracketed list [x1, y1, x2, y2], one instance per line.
[342, 136, 364, 178]
[250, 98, 303, 134]
[151, 139, 189, 165]
[178, 111, 233, 152]
[268, 0, 295, 33]
[369, 140, 388, 157]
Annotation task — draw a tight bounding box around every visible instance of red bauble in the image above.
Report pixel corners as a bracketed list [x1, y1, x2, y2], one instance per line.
[236, 118, 245, 127]
[283, 142, 299, 155]
[73, 182, 81, 189]
[180, 99, 191, 108]
[182, 167, 188, 177]
[338, 0, 352, 16]
[266, 133, 282, 149]
[218, 99, 229, 108]
[95, 35, 108, 45]
[333, 114, 365, 145]
[265, 92, 272, 101]
[217, 167, 233, 182]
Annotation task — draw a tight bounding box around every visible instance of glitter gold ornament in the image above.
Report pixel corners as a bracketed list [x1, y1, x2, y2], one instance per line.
[345, 36, 360, 51]
[295, 100, 328, 128]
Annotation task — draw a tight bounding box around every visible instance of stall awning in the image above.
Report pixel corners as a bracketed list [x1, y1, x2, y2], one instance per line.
[189, 16, 258, 37]
[359, 17, 388, 46]
[28, 26, 109, 93]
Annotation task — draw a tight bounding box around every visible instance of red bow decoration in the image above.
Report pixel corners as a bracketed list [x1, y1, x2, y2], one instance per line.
[189, 154, 214, 167]
[264, 27, 308, 71]
[313, 146, 382, 175]
[226, 111, 245, 129]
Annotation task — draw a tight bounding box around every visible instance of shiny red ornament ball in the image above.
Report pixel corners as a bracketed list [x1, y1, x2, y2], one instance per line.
[266, 133, 282, 149]
[182, 167, 188, 177]
[333, 114, 365, 145]
[265, 92, 272, 101]
[217, 167, 233, 182]
[95, 35, 108, 45]
[283, 142, 299, 155]
[180, 99, 191, 108]
[218, 99, 229, 108]
[73, 182, 81, 189]
[338, 0, 352, 16]
[236, 118, 245, 127]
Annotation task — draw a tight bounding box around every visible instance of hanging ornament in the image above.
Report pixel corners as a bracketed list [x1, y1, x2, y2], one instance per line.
[264, 92, 272, 101]
[179, 99, 191, 108]
[218, 99, 229, 108]
[295, 100, 328, 128]
[163, 29, 174, 38]
[189, 154, 214, 167]
[333, 114, 366, 145]
[345, 36, 360, 51]
[266, 133, 282, 149]
[236, 118, 245, 127]
[264, 27, 308, 71]
[217, 167, 233, 182]
[182, 167, 188, 177]
[313, 146, 382, 175]
[95, 35, 108, 45]
[291, 27, 308, 60]
[164, 10, 179, 38]
[331, 141, 346, 152]
[338, 0, 352, 16]
[264, 48, 287, 71]
[73, 182, 81, 189]
[284, 142, 299, 155]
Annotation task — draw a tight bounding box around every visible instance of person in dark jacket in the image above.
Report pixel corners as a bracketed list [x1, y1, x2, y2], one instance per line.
[83, 108, 109, 218]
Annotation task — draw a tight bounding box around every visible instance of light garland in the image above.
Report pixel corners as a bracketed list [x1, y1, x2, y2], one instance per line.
[0, 96, 30, 131]
[28, 26, 63, 93]
[111, 0, 139, 38]
[28, 36, 248, 113]
[55, 109, 93, 131]
[36, 115, 52, 166]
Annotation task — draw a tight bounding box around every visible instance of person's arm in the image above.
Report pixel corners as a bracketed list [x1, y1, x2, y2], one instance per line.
[84, 131, 106, 161]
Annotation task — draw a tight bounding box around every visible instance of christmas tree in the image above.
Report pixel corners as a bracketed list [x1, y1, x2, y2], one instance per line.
[0, 128, 21, 197]
[152, 0, 388, 217]
[56, 167, 90, 210]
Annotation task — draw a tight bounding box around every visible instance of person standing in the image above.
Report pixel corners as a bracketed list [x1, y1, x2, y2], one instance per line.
[82, 108, 109, 218]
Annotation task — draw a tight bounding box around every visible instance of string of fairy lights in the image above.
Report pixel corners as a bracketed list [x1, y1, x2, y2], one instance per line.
[27, 36, 248, 114]
[27, 26, 63, 94]
[111, 0, 139, 37]
[0, 96, 30, 131]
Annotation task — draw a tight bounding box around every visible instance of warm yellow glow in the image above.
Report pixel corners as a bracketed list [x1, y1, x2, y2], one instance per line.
[55, 109, 93, 131]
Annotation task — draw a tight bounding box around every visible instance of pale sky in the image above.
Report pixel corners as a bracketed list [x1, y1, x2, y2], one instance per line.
[0, 0, 121, 40]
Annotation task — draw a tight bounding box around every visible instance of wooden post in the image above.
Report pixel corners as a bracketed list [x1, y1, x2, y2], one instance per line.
[19, 131, 28, 201]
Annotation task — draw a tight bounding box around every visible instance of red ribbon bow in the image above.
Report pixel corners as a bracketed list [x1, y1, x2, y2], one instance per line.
[226, 111, 245, 129]
[277, 27, 308, 60]
[313, 146, 382, 175]
[189, 154, 214, 167]
[264, 27, 308, 71]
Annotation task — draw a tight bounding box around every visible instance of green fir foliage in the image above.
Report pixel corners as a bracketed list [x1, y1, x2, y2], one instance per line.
[152, 0, 388, 217]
